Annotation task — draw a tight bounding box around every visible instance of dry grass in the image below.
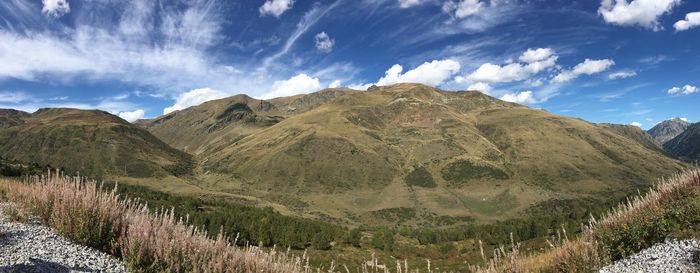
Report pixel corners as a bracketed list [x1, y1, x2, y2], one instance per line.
[473, 167, 700, 273]
[0, 171, 309, 273]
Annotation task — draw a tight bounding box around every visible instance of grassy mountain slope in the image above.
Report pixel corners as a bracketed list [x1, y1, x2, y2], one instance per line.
[140, 83, 685, 226]
[599, 123, 662, 152]
[647, 118, 690, 144]
[0, 108, 193, 178]
[137, 88, 355, 155]
[0, 109, 29, 127]
[663, 122, 700, 162]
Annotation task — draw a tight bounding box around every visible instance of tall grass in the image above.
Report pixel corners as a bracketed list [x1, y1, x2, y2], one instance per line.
[474, 167, 700, 273]
[0, 171, 308, 273]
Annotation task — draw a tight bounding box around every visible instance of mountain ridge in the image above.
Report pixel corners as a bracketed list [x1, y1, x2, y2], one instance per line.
[136, 83, 686, 226]
[647, 118, 690, 145]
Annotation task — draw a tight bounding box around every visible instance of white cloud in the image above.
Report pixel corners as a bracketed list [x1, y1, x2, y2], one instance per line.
[118, 109, 145, 123]
[399, 0, 424, 8]
[163, 88, 229, 114]
[42, 0, 70, 18]
[466, 55, 557, 83]
[674, 12, 700, 31]
[630, 121, 642, 127]
[328, 80, 342, 88]
[315, 32, 335, 53]
[260, 74, 321, 99]
[0, 1, 241, 93]
[500, 91, 538, 105]
[466, 82, 492, 92]
[608, 70, 637, 80]
[376, 60, 461, 86]
[667, 85, 699, 95]
[259, 0, 294, 18]
[553, 59, 615, 83]
[442, 0, 485, 19]
[598, 0, 681, 31]
[679, 117, 689, 122]
[519, 48, 555, 63]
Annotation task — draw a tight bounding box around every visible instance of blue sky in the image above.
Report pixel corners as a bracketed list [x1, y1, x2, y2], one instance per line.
[0, 0, 699, 129]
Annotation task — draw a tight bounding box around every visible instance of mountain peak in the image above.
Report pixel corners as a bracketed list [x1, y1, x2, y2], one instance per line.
[648, 118, 691, 145]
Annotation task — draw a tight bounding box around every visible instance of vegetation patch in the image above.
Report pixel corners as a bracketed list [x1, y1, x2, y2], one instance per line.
[405, 166, 436, 188]
[440, 159, 509, 185]
[368, 207, 417, 224]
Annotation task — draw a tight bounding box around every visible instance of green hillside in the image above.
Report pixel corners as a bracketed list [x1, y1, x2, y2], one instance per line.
[0, 108, 193, 178]
[138, 83, 686, 226]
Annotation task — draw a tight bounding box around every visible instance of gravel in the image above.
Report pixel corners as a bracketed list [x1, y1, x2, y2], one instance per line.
[0, 202, 127, 273]
[599, 238, 700, 273]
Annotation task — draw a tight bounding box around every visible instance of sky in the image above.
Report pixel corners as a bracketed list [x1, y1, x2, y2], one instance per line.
[0, 0, 699, 129]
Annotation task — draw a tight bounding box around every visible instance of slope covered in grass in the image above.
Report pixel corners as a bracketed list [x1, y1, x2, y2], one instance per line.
[476, 168, 700, 273]
[0, 108, 193, 178]
[139, 83, 686, 226]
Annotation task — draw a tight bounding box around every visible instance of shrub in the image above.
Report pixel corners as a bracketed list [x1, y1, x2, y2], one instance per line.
[371, 228, 395, 252]
[343, 228, 362, 247]
[311, 233, 332, 250]
[405, 166, 436, 188]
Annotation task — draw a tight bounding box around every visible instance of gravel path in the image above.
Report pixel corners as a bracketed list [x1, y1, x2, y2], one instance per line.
[599, 239, 700, 273]
[0, 203, 126, 273]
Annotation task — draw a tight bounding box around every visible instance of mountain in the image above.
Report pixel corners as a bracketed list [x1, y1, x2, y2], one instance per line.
[138, 83, 685, 226]
[136, 88, 355, 154]
[599, 124, 662, 152]
[0, 108, 193, 178]
[663, 122, 700, 162]
[647, 118, 690, 144]
[0, 109, 29, 127]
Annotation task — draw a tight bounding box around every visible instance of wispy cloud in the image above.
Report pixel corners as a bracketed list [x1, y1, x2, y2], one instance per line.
[0, 0, 242, 93]
[261, 1, 342, 70]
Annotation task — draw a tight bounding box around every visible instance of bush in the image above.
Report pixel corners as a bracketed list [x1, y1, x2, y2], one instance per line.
[343, 228, 362, 247]
[312, 233, 332, 250]
[371, 228, 395, 252]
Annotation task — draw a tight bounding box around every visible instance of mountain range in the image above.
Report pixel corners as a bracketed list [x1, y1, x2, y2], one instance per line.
[136, 83, 685, 226]
[0, 83, 694, 227]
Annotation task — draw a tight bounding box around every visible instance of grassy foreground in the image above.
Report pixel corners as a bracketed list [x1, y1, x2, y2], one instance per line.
[0, 171, 307, 273]
[1, 168, 699, 272]
[476, 167, 700, 272]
